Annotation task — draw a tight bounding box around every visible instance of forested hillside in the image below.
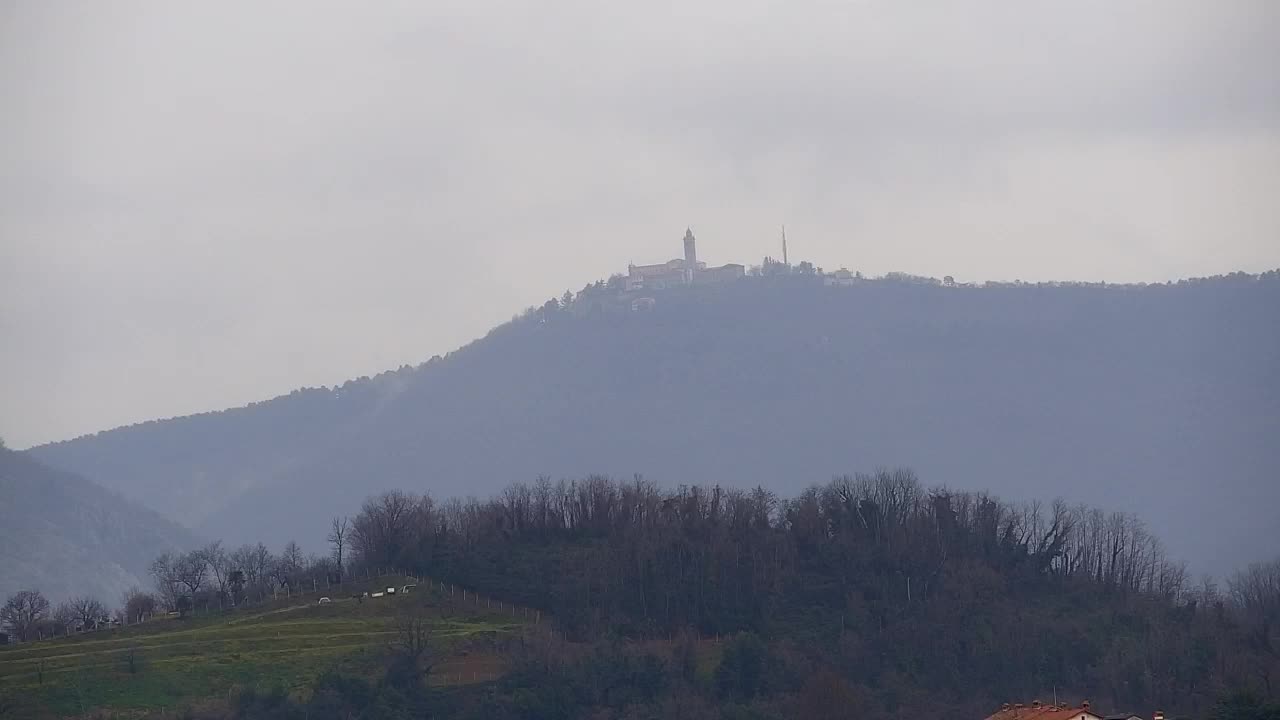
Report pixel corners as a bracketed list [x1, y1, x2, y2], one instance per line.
[28, 270, 1280, 574]
[353, 472, 1278, 719]
[0, 446, 198, 604]
[95, 472, 1277, 720]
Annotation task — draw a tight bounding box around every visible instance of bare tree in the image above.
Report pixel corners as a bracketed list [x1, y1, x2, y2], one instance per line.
[1, 590, 50, 641]
[202, 541, 231, 599]
[52, 602, 77, 634]
[267, 541, 306, 592]
[251, 542, 273, 585]
[229, 543, 274, 597]
[328, 516, 350, 576]
[1229, 557, 1280, 625]
[122, 588, 157, 624]
[149, 553, 182, 609]
[175, 550, 210, 598]
[386, 603, 435, 688]
[1216, 559, 1280, 705]
[69, 597, 106, 630]
[150, 550, 209, 610]
[351, 490, 419, 568]
[228, 545, 254, 581]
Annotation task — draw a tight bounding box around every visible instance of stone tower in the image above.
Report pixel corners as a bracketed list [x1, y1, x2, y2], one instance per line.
[683, 228, 697, 269]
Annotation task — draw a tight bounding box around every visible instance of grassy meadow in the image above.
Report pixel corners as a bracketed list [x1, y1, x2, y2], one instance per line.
[0, 576, 532, 718]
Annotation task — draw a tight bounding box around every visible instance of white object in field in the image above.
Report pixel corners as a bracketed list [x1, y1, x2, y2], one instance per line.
[386, 587, 396, 594]
[371, 592, 385, 598]
[401, 584, 417, 594]
[318, 597, 331, 604]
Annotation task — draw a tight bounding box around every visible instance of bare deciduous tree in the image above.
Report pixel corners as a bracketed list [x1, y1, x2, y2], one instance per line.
[69, 597, 106, 630]
[202, 541, 231, 599]
[52, 602, 77, 634]
[1, 590, 50, 641]
[122, 588, 156, 624]
[386, 603, 435, 688]
[229, 543, 275, 598]
[151, 550, 209, 610]
[351, 490, 420, 569]
[175, 550, 210, 598]
[271, 541, 306, 591]
[1230, 558, 1280, 613]
[150, 553, 182, 609]
[328, 516, 350, 576]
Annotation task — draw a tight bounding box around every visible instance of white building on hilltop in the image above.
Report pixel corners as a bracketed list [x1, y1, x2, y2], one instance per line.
[625, 229, 744, 292]
[824, 267, 858, 286]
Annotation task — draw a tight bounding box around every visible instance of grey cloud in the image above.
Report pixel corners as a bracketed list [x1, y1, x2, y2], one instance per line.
[1, 0, 1279, 447]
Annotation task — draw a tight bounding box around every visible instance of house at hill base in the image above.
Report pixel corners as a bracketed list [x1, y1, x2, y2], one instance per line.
[985, 701, 1103, 720]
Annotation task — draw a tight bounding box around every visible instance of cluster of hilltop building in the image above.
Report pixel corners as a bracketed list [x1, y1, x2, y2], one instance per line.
[622, 229, 747, 292]
[621, 228, 860, 295]
[566, 227, 869, 315]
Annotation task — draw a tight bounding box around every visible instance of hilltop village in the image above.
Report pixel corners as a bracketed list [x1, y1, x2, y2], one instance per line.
[572, 228, 863, 315]
[561, 225, 1216, 318]
[623, 228, 746, 292]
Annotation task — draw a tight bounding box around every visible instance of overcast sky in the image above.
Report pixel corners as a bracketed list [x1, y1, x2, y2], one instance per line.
[2, 0, 1278, 448]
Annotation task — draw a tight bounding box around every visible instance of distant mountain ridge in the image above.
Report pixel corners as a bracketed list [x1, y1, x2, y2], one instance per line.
[0, 446, 199, 605]
[27, 270, 1280, 575]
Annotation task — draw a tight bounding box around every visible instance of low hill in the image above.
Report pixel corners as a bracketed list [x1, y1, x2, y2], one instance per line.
[0, 575, 526, 718]
[8, 474, 1273, 719]
[0, 447, 199, 605]
[27, 270, 1280, 573]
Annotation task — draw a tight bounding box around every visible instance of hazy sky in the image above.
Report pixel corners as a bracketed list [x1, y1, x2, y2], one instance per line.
[2, 1, 1278, 448]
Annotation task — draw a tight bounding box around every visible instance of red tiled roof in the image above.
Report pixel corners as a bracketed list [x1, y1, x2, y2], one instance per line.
[986, 704, 1103, 720]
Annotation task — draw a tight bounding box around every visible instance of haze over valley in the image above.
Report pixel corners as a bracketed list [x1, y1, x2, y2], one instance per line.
[23, 264, 1280, 578]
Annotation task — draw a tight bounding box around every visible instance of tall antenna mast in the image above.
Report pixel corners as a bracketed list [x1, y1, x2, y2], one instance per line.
[782, 225, 788, 265]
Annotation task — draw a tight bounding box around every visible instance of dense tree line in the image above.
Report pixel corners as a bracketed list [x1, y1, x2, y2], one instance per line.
[122, 466, 1280, 717]
[333, 471, 1278, 718]
[147, 538, 345, 616]
[1, 538, 346, 642]
[10, 470, 1277, 717]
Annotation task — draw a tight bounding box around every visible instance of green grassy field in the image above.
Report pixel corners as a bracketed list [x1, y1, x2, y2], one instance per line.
[0, 577, 531, 718]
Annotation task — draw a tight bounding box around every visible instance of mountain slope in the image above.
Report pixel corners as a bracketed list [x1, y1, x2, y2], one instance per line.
[28, 271, 1280, 574]
[0, 447, 199, 604]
